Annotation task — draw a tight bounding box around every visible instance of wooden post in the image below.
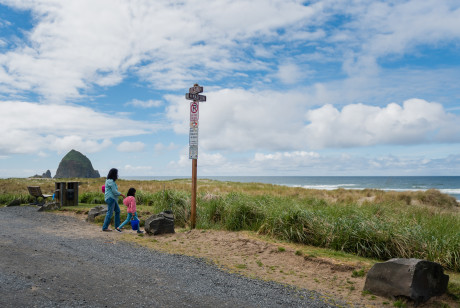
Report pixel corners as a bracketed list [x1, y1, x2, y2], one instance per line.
[191, 158, 197, 229]
[186, 83, 205, 229]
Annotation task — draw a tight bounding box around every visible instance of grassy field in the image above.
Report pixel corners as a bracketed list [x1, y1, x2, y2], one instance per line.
[1, 177, 459, 274]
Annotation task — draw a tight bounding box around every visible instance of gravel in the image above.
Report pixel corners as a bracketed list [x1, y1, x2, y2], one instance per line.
[0, 206, 350, 307]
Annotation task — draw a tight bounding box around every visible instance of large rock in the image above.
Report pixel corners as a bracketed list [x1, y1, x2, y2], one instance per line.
[54, 149, 100, 179]
[144, 211, 175, 235]
[87, 205, 108, 222]
[364, 258, 449, 303]
[30, 170, 52, 178]
[37, 202, 60, 212]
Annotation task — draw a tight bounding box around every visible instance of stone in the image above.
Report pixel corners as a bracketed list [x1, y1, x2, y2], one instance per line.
[87, 205, 108, 222]
[54, 149, 100, 179]
[144, 211, 175, 235]
[37, 202, 60, 212]
[364, 258, 449, 303]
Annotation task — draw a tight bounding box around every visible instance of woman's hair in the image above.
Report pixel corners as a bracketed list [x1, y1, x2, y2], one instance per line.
[127, 187, 136, 197]
[107, 168, 118, 181]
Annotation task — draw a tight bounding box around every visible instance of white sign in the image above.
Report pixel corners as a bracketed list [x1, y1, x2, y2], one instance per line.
[189, 145, 198, 159]
[189, 125, 198, 146]
[190, 101, 199, 121]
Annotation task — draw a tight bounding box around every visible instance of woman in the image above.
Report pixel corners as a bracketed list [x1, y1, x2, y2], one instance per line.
[102, 168, 125, 232]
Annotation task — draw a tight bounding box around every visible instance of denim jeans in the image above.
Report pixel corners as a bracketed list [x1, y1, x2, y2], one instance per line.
[119, 212, 140, 231]
[102, 197, 120, 230]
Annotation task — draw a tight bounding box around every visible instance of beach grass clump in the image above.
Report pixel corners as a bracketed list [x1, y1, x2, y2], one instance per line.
[197, 192, 266, 231]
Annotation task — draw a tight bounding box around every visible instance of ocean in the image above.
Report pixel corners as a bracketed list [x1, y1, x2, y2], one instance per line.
[124, 176, 460, 201]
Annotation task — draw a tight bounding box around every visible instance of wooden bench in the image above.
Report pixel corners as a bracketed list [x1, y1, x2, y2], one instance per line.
[27, 186, 53, 206]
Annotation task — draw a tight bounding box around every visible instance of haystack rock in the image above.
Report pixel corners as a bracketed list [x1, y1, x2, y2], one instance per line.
[54, 149, 100, 178]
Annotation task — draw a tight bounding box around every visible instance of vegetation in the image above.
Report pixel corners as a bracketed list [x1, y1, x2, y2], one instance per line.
[1, 177, 459, 272]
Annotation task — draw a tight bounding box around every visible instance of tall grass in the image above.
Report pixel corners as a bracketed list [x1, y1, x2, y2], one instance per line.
[1, 178, 459, 271]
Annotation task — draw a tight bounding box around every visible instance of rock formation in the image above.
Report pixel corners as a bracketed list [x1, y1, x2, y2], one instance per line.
[30, 169, 52, 178]
[54, 149, 100, 178]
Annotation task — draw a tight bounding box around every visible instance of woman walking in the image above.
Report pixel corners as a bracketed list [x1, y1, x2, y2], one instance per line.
[102, 168, 125, 232]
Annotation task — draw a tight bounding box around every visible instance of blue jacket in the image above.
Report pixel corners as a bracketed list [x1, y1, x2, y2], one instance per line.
[104, 179, 121, 202]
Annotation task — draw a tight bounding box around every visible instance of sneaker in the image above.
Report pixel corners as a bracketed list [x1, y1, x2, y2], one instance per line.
[102, 229, 112, 232]
[137, 230, 144, 234]
[116, 228, 122, 232]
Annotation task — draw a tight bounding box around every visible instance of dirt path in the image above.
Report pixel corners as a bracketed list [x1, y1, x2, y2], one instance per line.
[2, 206, 454, 307]
[0, 206, 351, 308]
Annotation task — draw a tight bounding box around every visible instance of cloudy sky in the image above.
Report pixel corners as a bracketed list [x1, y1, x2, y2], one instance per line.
[1, 0, 460, 178]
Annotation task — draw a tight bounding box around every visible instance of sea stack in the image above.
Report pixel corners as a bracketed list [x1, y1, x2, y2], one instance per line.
[54, 149, 100, 178]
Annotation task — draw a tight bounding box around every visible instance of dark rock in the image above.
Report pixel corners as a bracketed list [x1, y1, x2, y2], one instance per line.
[37, 202, 60, 212]
[6, 199, 21, 207]
[29, 170, 52, 178]
[144, 210, 175, 235]
[364, 258, 449, 303]
[54, 149, 100, 179]
[87, 205, 108, 222]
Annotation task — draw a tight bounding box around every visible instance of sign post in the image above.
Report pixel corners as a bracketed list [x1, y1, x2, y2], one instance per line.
[186, 84, 206, 229]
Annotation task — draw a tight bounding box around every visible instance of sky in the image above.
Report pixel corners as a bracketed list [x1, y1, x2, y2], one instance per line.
[0, 0, 460, 178]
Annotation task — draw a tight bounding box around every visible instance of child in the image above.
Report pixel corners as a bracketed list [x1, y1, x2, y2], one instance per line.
[116, 188, 143, 233]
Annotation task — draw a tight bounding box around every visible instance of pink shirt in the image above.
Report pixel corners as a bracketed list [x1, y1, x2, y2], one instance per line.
[123, 196, 137, 213]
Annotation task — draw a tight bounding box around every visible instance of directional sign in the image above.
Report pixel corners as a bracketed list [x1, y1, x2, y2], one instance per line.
[190, 101, 199, 121]
[189, 85, 203, 94]
[186, 93, 206, 102]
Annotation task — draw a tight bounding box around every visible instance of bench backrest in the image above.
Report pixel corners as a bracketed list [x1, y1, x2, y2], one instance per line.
[27, 186, 43, 197]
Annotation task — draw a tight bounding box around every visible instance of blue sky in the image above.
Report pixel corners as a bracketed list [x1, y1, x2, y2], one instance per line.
[0, 0, 460, 178]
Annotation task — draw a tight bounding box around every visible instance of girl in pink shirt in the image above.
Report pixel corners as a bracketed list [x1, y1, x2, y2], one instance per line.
[116, 188, 143, 233]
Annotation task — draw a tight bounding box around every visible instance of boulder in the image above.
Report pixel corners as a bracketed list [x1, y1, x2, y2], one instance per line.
[55, 149, 100, 179]
[364, 258, 449, 303]
[37, 202, 60, 212]
[144, 211, 175, 235]
[87, 205, 108, 222]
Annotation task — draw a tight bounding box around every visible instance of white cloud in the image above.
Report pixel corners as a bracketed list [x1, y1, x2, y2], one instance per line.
[117, 141, 145, 152]
[125, 99, 162, 108]
[0, 100, 159, 155]
[123, 164, 153, 174]
[167, 89, 460, 151]
[276, 63, 304, 84]
[304, 99, 460, 149]
[154, 142, 178, 152]
[0, 0, 321, 100]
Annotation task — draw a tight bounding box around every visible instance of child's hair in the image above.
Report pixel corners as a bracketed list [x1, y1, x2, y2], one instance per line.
[127, 187, 136, 197]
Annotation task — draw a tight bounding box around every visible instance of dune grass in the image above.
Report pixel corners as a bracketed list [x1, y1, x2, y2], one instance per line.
[1, 177, 459, 271]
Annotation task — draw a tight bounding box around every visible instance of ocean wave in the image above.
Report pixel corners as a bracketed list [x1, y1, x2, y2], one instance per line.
[290, 184, 357, 190]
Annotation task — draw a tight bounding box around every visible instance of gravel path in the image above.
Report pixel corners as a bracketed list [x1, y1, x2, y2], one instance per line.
[0, 206, 349, 307]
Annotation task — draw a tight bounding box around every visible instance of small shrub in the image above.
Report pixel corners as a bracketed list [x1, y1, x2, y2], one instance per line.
[295, 250, 303, 256]
[278, 247, 286, 252]
[393, 299, 407, 308]
[352, 268, 366, 278]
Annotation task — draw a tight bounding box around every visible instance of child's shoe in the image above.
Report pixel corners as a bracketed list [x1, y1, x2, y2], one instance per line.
[137, 230, 144, 234]
[116, 227, 122, 232]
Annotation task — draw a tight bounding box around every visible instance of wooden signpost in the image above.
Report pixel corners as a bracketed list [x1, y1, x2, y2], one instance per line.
[186, 84, 206, 228]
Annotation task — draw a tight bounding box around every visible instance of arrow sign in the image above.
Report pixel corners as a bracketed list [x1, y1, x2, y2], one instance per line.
[189, 85, 203, 94]
[186, 93, 206, 102]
